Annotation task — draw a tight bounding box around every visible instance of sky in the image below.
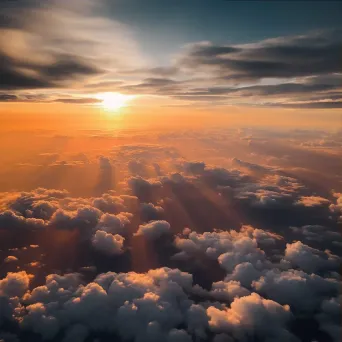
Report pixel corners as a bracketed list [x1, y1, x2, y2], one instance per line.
[0, 0, 341, 125]
[0, 2, 342, 342]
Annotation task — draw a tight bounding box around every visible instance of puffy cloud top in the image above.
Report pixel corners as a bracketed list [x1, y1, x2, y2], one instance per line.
[135, 220, 171, 240]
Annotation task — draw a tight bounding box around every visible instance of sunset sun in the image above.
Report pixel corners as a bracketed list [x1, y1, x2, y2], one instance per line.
[96, 92, 133, 111]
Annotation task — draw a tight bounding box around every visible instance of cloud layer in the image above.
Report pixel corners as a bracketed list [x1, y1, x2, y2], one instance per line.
[0, 127, 341, 341]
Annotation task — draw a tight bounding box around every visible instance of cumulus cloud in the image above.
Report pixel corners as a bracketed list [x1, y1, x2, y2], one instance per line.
[0, 210, 46, 231]
[95, 212, 130, 235]
[174, 227, 279, 272]
[0, 271, 32, 298]
[283, 241, 340, 274]
[206, 292, 296, 341]
[135, 220, 171, 240]
[330, 193, 342, 222]
[92, 193, 135, 214]
[91, 230, 125, 255]
[252, 269, 339, 313]
[140, 202, 164, 222]
[0, 137, 341, 342]
[207, 280, 250, 302]
[290, 225, 342, 245]
[5, 267, 197, 341]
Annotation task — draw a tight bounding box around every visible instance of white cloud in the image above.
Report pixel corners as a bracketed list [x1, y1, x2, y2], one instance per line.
[95, 212, 130, 235]
[253, 268, 339, 313]
[207, 292, 297, 341]
[135, 220, 170, 240]
[283, 241, 340, 273]
[91, 230, 125, 255]
[174, 228, 270, 273]
[0, 271, 32, 298]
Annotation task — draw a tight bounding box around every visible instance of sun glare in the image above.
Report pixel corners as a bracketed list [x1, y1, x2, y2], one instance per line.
[96, 92, 133, 111]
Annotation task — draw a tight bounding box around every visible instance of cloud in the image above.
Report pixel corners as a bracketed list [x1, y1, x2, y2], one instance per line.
[296, 196, 331, 207]
[135, 220, 170, 240]
[128, 177, 162, 200]
[62, 324, 89, 342]
[266, 101, 342, 109]
[315, 296, 341, 342]
[283, 241, 339, 274]
[2, 3, 340, 110]
[225, 262, 263, 289]
[140, 202, 164, 222]
[330, 193, 342, 221]
[207, 280, 250, 302]
[165, 29, 342, 107]
[122, 78, 183, 95]
[3, 256, 18, 263]
[91, 230, 125, 255]
[0, 137, 340, 342]
[11, 267, 197, 341]
[93, 193, 135, 214]
[95, 212, 130, 235]
[54, 98, 102, 104]
[290, 225, 342, 246]
[252, 269, 339, 313]
[206, 292, 296, 342]
[179, 29, 342, 80]
[0, 271, 32, 298]
[0, 210, 46, 231]
[0, 94, 18, 101]
[0, 0, 145, 92]
[50, 205, 102, 230]
[174, 227, 279, 273]
[0, 49, 102, 91]
[231, 158, 272, 174]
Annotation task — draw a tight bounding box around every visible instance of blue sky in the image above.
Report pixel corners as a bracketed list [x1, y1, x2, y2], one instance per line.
[104, 0, 342, 60]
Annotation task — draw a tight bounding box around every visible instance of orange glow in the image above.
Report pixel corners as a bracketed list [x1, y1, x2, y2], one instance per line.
[96, 92, 135, 112]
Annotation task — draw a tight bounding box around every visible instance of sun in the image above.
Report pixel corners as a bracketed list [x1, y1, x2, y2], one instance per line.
[96, 92, 133, 111]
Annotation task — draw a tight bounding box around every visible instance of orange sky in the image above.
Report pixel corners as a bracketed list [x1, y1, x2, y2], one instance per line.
[1, 101, 341, 133]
